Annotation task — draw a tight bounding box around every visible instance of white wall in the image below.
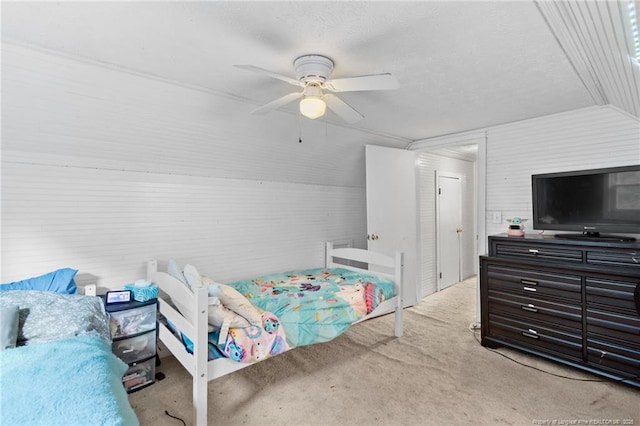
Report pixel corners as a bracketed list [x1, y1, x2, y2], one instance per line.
[411, 105, 639, 283]
[1, 42, 408, 290]
[485, 106, 640, 245]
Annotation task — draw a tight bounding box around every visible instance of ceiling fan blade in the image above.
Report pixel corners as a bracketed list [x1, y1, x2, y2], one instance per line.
[252, 92, 303, 115]
[324, 94, 364, 123]
[235, 65, 303, 87]
[325, 73, 399, 92]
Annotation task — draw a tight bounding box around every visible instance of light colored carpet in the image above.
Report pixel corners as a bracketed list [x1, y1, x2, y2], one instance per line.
[129, 278, 639, 425]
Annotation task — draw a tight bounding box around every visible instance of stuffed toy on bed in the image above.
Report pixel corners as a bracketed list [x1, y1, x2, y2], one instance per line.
[167, 260, 262, 329]
[166, 259, 289, 363]
[212, 311, 288, 362]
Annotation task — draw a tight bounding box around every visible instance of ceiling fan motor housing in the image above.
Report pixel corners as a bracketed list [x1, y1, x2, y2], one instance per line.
[294, 55, 334, 84]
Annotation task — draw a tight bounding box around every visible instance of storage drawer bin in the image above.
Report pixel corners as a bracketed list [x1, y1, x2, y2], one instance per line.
[113, 330, 156, 364]
[108, 303, 156, 338]
[122, 357, 155, 393]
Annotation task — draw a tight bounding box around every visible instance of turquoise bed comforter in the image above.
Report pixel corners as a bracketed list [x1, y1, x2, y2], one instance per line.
[227, 267, 396, 347]
[0, 334, 139, 426]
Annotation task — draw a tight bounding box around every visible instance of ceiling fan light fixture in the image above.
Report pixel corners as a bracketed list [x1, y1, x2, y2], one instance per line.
[237, 54, 397, 123]
[299, 84, 326, 119]
[299, 96, 326, 119]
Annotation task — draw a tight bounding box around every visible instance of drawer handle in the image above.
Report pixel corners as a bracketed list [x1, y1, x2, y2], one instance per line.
[528, 249, 539, 255]
[521, 279, 537, 286]
[522, 330, 539, 339]
[122, 349, 134, 353]
[523, 286, 537, 292]
[521, 304, 538, 313]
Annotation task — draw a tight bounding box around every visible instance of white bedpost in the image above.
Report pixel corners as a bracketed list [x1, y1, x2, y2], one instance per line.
[325, 242, 334, 267]
[394, 252, 404, 337]
[193, 281, 209, 426]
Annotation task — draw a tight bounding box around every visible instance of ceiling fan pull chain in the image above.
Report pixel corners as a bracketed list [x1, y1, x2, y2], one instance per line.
[298, 113, 303, 143]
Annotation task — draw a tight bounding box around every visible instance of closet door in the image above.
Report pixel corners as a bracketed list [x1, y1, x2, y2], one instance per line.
[365, 145, 419, 306]
[436, 171, 462, 290]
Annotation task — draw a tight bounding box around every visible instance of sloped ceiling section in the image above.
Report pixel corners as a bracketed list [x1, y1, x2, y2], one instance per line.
[536, 0, 640, 118]
[0, 1, 619, 141]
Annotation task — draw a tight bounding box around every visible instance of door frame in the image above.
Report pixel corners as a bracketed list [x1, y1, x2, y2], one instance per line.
[408, 132, 486, 324]
[435, 171, 462, 291]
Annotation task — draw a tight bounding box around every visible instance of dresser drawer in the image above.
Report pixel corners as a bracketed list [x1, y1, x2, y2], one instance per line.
[486, 264, 582, 302]
[113, 330, 156, 364]
[587, 337, 640, 378]
[586, 308, 640, 347]
[586, 278, 640, 314]
[488, 290, 582, 331]
[587, 249, 640, 269]
[488, 313, 583, 360]
[492, 242, 583, 264]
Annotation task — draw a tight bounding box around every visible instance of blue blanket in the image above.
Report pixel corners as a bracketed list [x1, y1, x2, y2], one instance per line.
[0, 334, 139, 426]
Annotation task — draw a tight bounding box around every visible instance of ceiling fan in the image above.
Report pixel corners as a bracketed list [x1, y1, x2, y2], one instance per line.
[235, 55, 399, 124]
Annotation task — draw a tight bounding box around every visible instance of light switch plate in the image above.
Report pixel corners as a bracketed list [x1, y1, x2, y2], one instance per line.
[492, 211, 502, 224]
[85, 284, 97, 296]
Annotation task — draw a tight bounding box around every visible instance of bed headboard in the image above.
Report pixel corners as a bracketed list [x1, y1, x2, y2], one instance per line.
[146, 260, 197, 321]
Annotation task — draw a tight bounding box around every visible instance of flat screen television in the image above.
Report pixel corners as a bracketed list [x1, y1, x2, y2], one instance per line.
[531, 165, 640, 242]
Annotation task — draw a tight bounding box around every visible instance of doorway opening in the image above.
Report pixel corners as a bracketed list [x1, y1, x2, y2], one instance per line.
[412, 136, 486, 329]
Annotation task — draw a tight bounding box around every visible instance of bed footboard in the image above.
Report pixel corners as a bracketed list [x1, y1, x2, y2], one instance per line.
[325, 242, 404, 337]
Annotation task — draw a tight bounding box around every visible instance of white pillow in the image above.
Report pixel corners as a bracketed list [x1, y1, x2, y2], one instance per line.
[167, 259, 187, 286]
[183, 264, 203, 289]
[207, 283, 262, 326]
[163, 261, 206, 329]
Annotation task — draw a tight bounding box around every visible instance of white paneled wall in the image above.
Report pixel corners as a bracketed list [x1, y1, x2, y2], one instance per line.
[485, 106, 640, 241]
[1, 42, 404, 288]
[2, 42, 406, 188]
[2, 161, 365, 288]
[417, 153, 475, 297]
[412, 104, 639, 297]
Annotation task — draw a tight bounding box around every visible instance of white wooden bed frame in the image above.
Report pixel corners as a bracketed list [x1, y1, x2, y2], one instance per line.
[146, 242, 404, 426]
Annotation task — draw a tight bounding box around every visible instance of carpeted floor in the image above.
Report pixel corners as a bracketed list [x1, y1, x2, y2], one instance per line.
[129, 278, 639, 425]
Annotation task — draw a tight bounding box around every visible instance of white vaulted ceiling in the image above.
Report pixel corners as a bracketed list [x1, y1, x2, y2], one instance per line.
[2, 1, 638, 142]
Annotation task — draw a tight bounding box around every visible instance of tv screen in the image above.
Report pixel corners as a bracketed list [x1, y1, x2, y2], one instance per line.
[532, 165, 640, 239]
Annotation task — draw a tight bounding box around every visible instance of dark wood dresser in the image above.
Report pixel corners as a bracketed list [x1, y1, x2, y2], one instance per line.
[480, 233, 640, 388]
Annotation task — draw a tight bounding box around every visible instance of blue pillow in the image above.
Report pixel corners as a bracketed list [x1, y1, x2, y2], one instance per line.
[0, 268, 78, 294]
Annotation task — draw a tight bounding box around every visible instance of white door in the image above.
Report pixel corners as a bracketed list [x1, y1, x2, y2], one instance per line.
[436, 172, 462, 291]
[365, 145, 418, 306]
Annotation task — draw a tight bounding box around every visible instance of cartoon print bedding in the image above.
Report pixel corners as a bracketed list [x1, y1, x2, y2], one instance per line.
[174, 309, 289, 363]
[172, 267, 395, 363]
[226, 267, 396, 348]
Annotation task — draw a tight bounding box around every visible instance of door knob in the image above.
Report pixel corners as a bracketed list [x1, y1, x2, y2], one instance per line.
[456, 228, 463, 234]
[368, 234, 379, 241]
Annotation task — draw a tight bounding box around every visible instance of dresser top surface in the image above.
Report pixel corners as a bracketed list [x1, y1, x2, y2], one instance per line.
[489, 233, 640, 250]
